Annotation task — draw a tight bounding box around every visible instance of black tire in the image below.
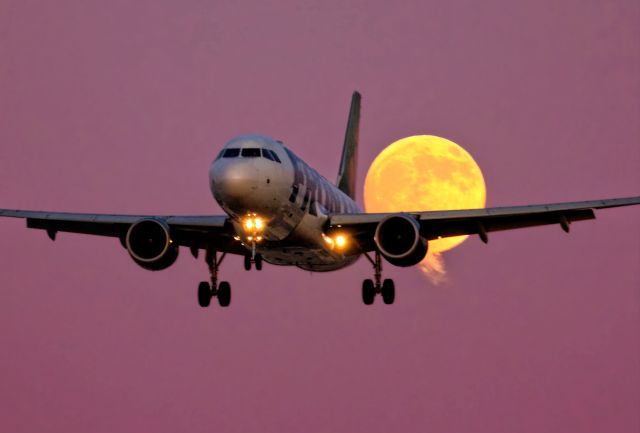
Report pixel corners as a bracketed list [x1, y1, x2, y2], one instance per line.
[198, 281, 211, 307]
[244, 255, 251, 271]
[255, 254, 263, 271]
[362, 279, 375, 305]
[217, 281, 231, 307]
[382, 279, 395, 305]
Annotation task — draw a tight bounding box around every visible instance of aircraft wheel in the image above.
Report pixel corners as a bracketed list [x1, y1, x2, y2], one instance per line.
[255, 254, 263, 271]
[217, 281, 231, 307]
[198, 281, 212, 307]
[362, 279, 375, 305]
[243, 255, 252, 271]
[381, 279, 395, 305]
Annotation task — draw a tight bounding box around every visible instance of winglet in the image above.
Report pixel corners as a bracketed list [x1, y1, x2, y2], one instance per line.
[336, 91, 361, 200]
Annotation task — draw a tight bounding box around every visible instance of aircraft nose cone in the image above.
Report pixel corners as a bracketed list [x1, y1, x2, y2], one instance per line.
[211, 161, 259, 208]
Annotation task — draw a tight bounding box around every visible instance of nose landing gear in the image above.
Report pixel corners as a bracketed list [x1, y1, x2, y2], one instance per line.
[243, 253, 263, 271]
[362, 251, 395, 305]
[198, 249, 231, 308]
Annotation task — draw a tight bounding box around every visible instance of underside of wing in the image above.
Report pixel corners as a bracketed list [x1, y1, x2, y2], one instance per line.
[327, 196, 640, 253]
[0, 209, 244, 254]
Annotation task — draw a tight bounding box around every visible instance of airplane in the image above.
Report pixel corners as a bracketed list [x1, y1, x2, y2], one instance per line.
[1, 91, 639, 307]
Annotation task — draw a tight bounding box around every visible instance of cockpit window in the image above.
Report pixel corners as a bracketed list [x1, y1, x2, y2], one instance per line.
[262, 148, 275, 161]
[241, 148, 261, 157]
[220, 146, 282, 162]
[262, 148, 281, 163]
[270, 149, 281, 163]
[222, 148, 240, 158]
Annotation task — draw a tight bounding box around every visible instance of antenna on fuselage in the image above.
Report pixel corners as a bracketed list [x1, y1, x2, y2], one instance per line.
[336, 91, 360, 200]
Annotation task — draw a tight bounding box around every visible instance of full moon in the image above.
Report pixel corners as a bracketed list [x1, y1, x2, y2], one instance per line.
[364, 135, 486, 253]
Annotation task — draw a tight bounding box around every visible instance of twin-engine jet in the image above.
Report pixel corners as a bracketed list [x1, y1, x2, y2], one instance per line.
[2, 92, 639, 307]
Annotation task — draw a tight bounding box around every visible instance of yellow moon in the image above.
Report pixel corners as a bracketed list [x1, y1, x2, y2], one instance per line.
[364, 135, 486, 253]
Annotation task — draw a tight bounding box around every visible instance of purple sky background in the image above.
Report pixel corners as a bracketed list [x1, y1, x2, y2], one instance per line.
[1, 1, 639, 432]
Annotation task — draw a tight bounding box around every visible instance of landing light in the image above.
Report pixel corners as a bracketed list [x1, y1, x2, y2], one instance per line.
[322, 234, 335, 248]
[323, 233, 348, 251]
[242, 213, 266, 243]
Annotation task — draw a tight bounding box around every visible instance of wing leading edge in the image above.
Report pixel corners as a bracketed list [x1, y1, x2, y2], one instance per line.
[327, 196, 640, 252]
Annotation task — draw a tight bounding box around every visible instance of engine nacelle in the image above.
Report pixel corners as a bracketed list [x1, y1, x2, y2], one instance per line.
[374, 214, 428, 267]
[125, 219, 179, 271]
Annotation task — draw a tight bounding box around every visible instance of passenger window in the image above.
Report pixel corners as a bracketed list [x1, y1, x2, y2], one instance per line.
[222, 148, 240, 158]
[241, 148, 261, 157]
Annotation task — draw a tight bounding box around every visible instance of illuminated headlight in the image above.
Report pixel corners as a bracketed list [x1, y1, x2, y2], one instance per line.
[242, 213, 266, 242]
[323, 233, 348, 251]
[254, 218, 263, 230]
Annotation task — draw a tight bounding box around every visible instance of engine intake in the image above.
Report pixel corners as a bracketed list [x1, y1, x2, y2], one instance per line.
[125, 219, 179, 271]
[374, 214, 427, 267]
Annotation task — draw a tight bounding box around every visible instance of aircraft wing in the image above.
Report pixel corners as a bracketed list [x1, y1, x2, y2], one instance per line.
[0, 209, 245, 255]
[328, 196, 640, 252]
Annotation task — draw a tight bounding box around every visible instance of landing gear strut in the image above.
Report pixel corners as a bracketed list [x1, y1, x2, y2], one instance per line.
[198, 249, 231, 308]
[362, 251, 395, 305]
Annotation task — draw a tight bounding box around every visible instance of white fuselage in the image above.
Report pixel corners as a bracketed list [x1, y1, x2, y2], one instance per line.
[208, 134, 360, 271]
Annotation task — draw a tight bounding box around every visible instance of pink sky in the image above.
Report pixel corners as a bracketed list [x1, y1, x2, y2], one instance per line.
[0, 1, 638, 432]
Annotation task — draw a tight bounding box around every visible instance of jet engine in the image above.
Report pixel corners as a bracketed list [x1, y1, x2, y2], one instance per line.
[374, 214, 427, 267]
[125, 219, 179, 271]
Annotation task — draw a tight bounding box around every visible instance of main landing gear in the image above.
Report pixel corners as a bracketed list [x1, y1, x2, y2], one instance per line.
[198, 249, 231, 308]
[362, 251, 395, 305]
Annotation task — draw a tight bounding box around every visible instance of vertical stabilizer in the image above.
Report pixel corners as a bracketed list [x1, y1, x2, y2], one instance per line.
[336, 91, 360, 200]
